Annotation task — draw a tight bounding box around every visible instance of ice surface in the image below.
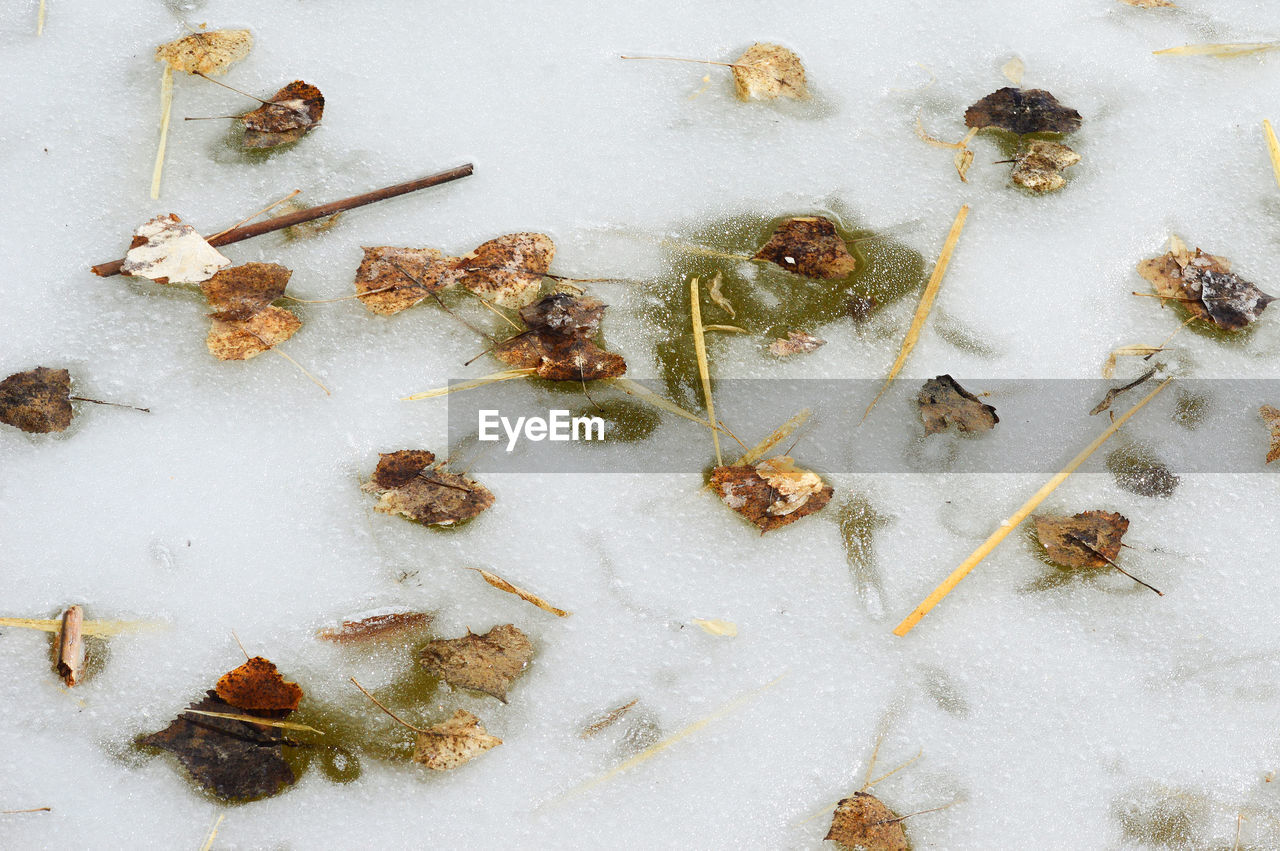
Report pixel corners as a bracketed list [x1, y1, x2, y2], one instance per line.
[3, 0, 1280, 848]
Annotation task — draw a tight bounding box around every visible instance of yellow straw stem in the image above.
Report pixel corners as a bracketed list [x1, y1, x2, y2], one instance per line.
[690, 276, 722, 466]
[151, 66, 174, 200]
[1264, 120, 1280, 192]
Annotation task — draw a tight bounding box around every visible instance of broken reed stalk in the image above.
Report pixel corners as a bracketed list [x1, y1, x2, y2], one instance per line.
[55, 605, 85, 688]
[580, 699, 639, 739]
[0, 616, 157, 635]
[199, 814, 225, 851]
[690, 276, 722, 466]
[180, 709, 323, 733]
[469, 568, 572, 617]
[736, 408, 812, 466]
[401, 368, 537, 401]
[1264, 120, 1280, 192]
[1153, 42, 1280, 58]
[862, 205, 970, 422]
[605, 378, 716, 430]
[891, 377, 1173, 637]
[150, 66, 175, 200]
[92, 164, 475, 277]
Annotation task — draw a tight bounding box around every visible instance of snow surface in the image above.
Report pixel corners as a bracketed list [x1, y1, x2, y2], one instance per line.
[2, 0, 1280, 848]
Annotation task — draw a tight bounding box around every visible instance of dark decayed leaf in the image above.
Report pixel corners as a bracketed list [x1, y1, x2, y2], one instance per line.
[493, 294, 628, 380]
[242, 80, 324, 148]
[917, 375, 998, 435]
[825, 792, 910, 851]
[751, 216, 857, 279]
[0, 367, 73, 434]
[1137, 242, 1274, 330]
[710, 456, 833, 533]
[964, 87, 1083, 135]
[1033, 511, 1129, 568]
[361, 450, 495, 526]
[419, 624, 533, 703]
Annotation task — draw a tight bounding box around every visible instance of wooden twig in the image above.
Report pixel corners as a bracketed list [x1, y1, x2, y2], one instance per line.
[892, 378, 1173, 636]
[55, 605, 85, 687]
[92, 165, 475, 277]
[1066, 534, 1163, 596]
[68, 395, 151, 413]
[1, 808, 51, 815]
[1089, 367, 1157, 416]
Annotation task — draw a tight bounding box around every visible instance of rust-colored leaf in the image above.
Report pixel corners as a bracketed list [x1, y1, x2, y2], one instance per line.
[1033, 511, 1129, 568]
[452, 232, 554, 309]
[710, 457, 833, 533]
[354, 246, 451, 315]
[1261, 405, 1280, 463]
[419, 624, 533, 703]
[731, 43, 808, 101]
[964, 87, 1083, 135]
[0, 367, 72, 434]
[412, 710, 503, 770]
[206, 306, 302, 360]
[242, 80, 324, 148]
[201, 262, 292, 321]
[493, 293, 627, 381]
[316, 611, 434, 643]
[752, 216, 857, 279]
[1137, 243, 1274, 330]
[362, 450, 495, 526]
[215, 657, 303, 712]
[917, 375, 998, 435]
[826, 792, 910, 851]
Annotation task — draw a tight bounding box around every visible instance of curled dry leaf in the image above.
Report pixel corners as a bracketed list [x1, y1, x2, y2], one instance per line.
[964, 87, 1083, 135]
[419, 624, 533, 703]
[201, 262, 291, 321]
[155, 29, 252, 76]
[917, 375, 998, 435]
[412, 710, 502, 770]
[316, 611, 433, 643]
[1011, 140, 1080, 193]
[207, 306, 302, 360]
[471, 568, 571, 617]
[1137, 243, 1275, 330]
[752, 216, 857, 279]
[731, 43, 808, 101]
[494, 293, 628, 381]
[243, 80, 324, 148]
[141, 691, 295, 801]
[1261, 405, 1280, 463]
[768, 330, 826, 357]
[120, 214, 231, 284]
[0, 367, 72, 434]
[215, 657, 303, 712]
[826, 792, 910, 851]
[1033, 510, 1128, 568]
[710, 456, 833, 532]
[362, 450, 495, 526]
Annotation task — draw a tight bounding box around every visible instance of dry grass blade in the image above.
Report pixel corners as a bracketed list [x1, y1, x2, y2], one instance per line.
[863, 205, 970, 422]
[469, 568, 571, 617]
[691, 618, 738, 636]
[151, 65, 175, 199]
[604, 378, 715, 430]
[0, 616, 159, 635]
[269, 347, 331, 396]
[1103, 345, 1165, 378]
[1153, 41, 1280, 57]
[690, 276, 722, 466]
[703, 324, 748, 333]
[1, 808, 52, 815]
[892, 377, 1172, 636]
[736, 408, 812, 466]
[36, 0, 46, 35]
[1264, 120, 1280, 192]
[401, 368, 537, 401]
[181, 709, 323, 734]
[199, 814, 225, 851]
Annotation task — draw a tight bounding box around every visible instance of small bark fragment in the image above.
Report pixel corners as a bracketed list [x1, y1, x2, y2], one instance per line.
[56, 605, 85, 687]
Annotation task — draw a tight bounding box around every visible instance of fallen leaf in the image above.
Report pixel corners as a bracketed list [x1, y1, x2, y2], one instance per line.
[354, 246, 450, 314]
[361, 450, 495, 526]
[470, 568, 571, 617]
[1011, 140, 1080, 193]
[155, 29, 252, 76]
[242, 80, 324, 148]
[206, 305, 302, 360]
[964, 87, 1083, 135]
[710, 456, 833, 532]
[120, 213, 231, 284]
[412, 710, 502, 770]
[731, 43, 808, 101]
[917, 375, 998, 435]
[201, 262, 292, 321]
[1261, 405, 1280, 463]
[768, 330, 826, 357]
[141, 691, 295, 801]
[215, 657, 303, 712]
[419, 624, 533, 703]
[1033, 511, 1129, 568]
[826, 792, 910, 851]
[691, 618, 737, 637]
[316, 611, 434, 643]
[1137, 245, 1275, 330]
[453, 232, 554, 309]
[707, 271, 735, 318]
[0, 367, 72, 434]
[1001, 56, 1025, 86]
[493, 293, 628, 381]
[752, 216, 858, 278]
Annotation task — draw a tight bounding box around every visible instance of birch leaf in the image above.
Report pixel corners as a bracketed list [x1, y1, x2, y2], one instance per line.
[155, 29, 252, 76]
[361, 450, 495, 527]
[206, 306, 301, 360]
[826, 792, 910, 851]
[917, 375, 998, 435]
[243, 80, 325, 148]
[752, 216, 857, 278]
[215, 657, 303, 712]
[412, 710, 502, 770]
[1033, 511, 1128, 568]
[121, 214, 231, 284]
[0, 367, 72, 434]
[731, 43, 808, 101]
[419, 624, 533, 703]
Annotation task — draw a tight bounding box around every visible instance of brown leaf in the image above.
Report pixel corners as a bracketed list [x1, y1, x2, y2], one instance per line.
[710, 457, 833, 533]
[917, 375, 998, 435]
[412, 710, 502, 770]
[964, 87, 1083, 135]
[419, 624, 533, 703]
[826, 792, 910, 851]
[354, 246, 450, 315]
[752, 216, 857, 279]
[141, 691, 294, 802]
[215, 657, 303, 712]
[1261, 405, 1280, 464]
[1137, 246, 1274, 330]
[493, 294, 628, 381]
[768, 330, 826, 357]
[1010, 140, 1080, 193]
[0, 367, 72, 434]
[1033, 510, 1129, 568]
[155, 29, 252, 76]
[361, 450, 495, 526]
[316, 611, 434, 643]
[243, 80, 324, 148]
[206, 306, 302, 360]
[731, 43, 809, 101]
[452, 233, 554, 309]
[201, 262, 292, 321]
[121, 213, 231, 285]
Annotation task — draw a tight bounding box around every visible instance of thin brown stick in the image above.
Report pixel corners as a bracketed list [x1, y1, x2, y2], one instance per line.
[56, 605, 85, 687]
[1067, 534, 1163, 596]
[231, 631, 250, 660]
[619, 54, 737, 68]
[193, 71, 273, 105]
[1, 808, 51, 815]
[350, 677, 428, 733]
[92, 165, 475, 277]
[68, 396, 151, 413]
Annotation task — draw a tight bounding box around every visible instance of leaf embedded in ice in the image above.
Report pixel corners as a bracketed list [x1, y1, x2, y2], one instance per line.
[0, 367, 72, 434]
[494, 293, 628, 381]
[453, 232, 555, 309]
[242, 80, 324, 148]
[215, 656, 304, 712]
[1138, 241, 1274, 329]
[964, 87, 1083, 135]
[121, 213, 231, 284]
[412, 710, 502, 770]
[155, 29, 252, 76]
[751, 216, 857, 279]
[206, 305, 302, 360]
[1260, 405, 1280, 463]
[354, 246, 451, 314]
[471, 568, 572, 617]
[731, 43, 808, 101]
[917, 375, 998, 435]
[361, 449, 495, 527]
[755, 456, 826, 516]
[825, 791, 910, 851]
[201, 262, 292, 321]
[710, 457, 833, 532]
[768, 330, 826, 357]
[1033, 510, 1129, 568]
[1010, 140, 1081, 193]
[419, 624, 533, 703]
[316, 611, 434, 642]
